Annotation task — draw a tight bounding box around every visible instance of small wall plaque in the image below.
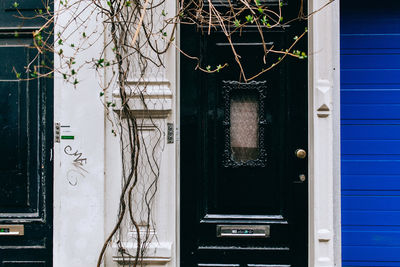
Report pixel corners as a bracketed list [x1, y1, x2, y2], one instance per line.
[167, 123, 174, 144]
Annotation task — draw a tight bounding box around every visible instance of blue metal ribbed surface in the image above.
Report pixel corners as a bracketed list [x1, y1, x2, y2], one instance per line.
[341, 1, 400, 266]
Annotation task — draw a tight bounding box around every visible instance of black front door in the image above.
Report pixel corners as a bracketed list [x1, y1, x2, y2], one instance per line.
[180, 1, 308, 266]
[0, 1, 53, 266]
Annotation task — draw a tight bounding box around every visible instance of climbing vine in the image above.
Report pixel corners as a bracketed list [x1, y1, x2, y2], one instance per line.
[12, 0, 334, 265]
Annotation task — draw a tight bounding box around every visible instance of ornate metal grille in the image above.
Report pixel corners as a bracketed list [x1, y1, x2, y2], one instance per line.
[222, 80, 267, 168]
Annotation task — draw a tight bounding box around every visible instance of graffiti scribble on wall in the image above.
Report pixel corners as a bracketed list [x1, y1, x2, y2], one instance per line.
[64, 145, 88, 186]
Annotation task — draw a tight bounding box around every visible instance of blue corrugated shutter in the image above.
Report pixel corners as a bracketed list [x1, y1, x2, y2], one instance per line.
[341, 2, 400, 266]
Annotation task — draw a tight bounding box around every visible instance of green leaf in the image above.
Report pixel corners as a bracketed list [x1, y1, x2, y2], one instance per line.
[245, 15, 254, 23]
[279, 16, 283, 22]
[279, 1, 283, 7]
[261, 15, 267, 25]
[161, 10, 166, 16]
[30, 71, 38, 78]
[258, 7, 263, 14]
[13, 2, 19, 8]
[206, 65, 211, 71]
[255, 0, 260, 5]
[100, 92, 104, 97]
[293, 35, 298, 40]
[58, 39, 63, 45]
[233, 19, 241, 28]
[125, 1, 131, 6]
[35, 33, 42, 41]
[16, 72, 21, 79]
[82, 32, 86, 38]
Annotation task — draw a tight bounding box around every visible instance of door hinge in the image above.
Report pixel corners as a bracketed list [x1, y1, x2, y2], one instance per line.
[55, 122, 60, 143]
[167, 123, 174, 144]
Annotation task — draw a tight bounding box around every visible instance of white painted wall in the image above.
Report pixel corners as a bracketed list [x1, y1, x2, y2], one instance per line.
[102, 0, 178, 265]
[53, 2, 106, 266]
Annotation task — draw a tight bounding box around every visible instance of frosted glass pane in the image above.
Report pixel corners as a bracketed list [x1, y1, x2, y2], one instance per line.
[230, 94, 259, 162]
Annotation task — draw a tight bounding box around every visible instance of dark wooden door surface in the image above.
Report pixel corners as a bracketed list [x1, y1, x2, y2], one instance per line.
[0, 1, 53, 266]
[180, 1, 308, 266]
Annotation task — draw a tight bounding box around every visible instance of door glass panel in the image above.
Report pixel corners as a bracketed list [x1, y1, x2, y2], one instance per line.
[230, 93, 259, 162]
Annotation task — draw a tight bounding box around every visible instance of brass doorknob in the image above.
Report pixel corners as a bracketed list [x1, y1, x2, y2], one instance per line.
[295, 149, 307, 159]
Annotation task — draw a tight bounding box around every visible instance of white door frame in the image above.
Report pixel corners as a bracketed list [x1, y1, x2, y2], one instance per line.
[308, 0, 341, 266]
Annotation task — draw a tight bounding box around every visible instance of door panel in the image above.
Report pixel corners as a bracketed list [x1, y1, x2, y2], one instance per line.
[0, 3, 53, 266]
[0, 0, 47, 28]
[180, 1, 308, 266]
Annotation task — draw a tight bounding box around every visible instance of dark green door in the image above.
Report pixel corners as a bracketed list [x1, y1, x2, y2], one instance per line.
[0, 1, 53, 266]
[180, 1, 308, 266]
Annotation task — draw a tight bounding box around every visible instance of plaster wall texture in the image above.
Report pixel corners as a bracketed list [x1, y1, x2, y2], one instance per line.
[53, 1, 106, 266]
